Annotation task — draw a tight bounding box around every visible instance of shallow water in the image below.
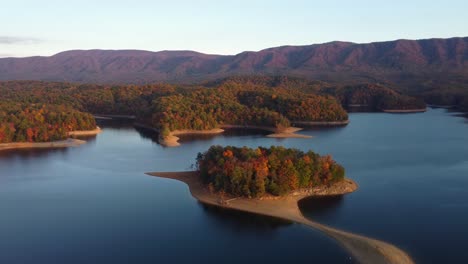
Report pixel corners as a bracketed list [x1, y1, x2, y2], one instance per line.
[1, 108, 467, 263]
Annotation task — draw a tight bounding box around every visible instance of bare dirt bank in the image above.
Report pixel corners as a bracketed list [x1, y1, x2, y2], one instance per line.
[68, 127, 102, 136]
[160, 128, 225, 147]
[146, 171, 414, 264]
[0, 127, 100, 151]
[0, 138, 86, 151]
[159, 126, 311, 147]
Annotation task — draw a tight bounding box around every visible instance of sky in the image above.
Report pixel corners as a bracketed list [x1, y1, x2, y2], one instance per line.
[1, 0, 468, 57]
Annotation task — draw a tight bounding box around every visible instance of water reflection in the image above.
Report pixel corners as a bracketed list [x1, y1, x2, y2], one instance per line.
[299, 195, 345, 219]
[199, 203, 292, 235]
[134, 126, 159, 143]
[0, 146, 70, 160]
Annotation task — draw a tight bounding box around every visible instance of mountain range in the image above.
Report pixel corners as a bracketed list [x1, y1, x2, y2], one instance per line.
[1, 37, 467, 92]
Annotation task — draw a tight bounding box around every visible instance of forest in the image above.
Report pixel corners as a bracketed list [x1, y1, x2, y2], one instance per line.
[196, 145, 345, 197]
[323, 83, 427, 111]
[1, 77, 465, 143]
[151, 86, 348, 134]
[0, 102, 95, 143]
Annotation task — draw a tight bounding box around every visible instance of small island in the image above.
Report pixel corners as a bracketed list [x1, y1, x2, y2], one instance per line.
[196, 145, 347, 197]
[147, 146, 414, 264]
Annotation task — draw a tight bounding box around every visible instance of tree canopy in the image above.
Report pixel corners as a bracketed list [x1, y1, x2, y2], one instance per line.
[196, 145, 345, 197]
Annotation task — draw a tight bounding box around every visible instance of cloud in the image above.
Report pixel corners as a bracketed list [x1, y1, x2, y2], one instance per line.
[0, 36, 42, 44]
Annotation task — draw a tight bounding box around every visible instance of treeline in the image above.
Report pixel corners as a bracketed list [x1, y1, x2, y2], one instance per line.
[423, 91, 468, 110]
[196, 145, 345, 197]
[0, 102, 96, 143]
[151, 86, 348, 133]
[208, 76, 428, 111]
[0, 81, 177, 116]
[321, 83, 426, 111]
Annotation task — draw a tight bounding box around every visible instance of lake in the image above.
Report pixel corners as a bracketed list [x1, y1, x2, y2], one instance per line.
[1, 108, 467, 263]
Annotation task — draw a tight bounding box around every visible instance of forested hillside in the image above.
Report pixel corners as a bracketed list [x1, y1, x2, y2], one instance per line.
[152, 86, 348, 134]
[0, 102, 95, 143]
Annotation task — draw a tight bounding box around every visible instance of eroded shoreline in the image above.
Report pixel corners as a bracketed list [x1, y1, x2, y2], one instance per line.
[0, 138, 86, 151]
[146, 171, 414, 264]
[161, 125, 312, 147]
[68, 126, 102, 136]
[0, 127, 101, 151]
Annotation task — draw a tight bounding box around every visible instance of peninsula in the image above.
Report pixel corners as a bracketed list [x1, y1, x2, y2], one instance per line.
[146, 146, 414, 263]
[0, 127, 101, 151]
[146, 171, 413, 264]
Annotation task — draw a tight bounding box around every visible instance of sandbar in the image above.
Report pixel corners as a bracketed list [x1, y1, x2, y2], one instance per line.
[146, 171, 414, 264]
[0, 138, 86, 151]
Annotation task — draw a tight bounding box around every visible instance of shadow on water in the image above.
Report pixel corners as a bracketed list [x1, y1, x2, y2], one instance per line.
[199, 203, 292, 235]
[96, 119, 136, 129]
[298, 195, 345, 220]
[133, 126, 271, 145]
[178, 128, 269, 143]
[0, 146, 71, 160]
[134, 126, 160, 143]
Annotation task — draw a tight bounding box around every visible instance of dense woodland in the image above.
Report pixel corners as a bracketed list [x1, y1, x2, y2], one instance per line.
[1, 76, 466, 143]
[0, 102, 95, 143]
[209, 76, 429, 111]
[196, 145, 345, 197]
[322, 83, 427, 110]
[152, 86, 348, 134]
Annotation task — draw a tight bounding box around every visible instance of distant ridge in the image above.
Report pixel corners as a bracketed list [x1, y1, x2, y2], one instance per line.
[1, 37, 467, 90]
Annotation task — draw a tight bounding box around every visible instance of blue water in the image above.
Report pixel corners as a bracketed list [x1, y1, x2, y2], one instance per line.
[1, 108, 467, 263]
[0, 122, 352, 263]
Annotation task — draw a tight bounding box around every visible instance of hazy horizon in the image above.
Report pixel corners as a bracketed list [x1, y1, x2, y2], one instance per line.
[2, 0, 468, 58]
[2, 35, 468, 59]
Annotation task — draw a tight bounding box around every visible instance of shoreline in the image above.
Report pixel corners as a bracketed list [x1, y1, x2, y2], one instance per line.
[68, 127, 102, 136]
[158, 125, 312, 147]
[0, 138, 87, 151]
[146, 171, 414, 264]
[0, 127, 100, 151]
[293, 120, 350, 126]
[382, 108, 427, 113]
[162, 128, 226, 147]
[221, 125, 312, 139]
[93, 114, 136, 120]
[427, 104, 456, 109]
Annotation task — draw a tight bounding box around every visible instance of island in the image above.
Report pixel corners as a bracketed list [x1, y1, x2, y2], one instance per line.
[146, 146, 414, 264]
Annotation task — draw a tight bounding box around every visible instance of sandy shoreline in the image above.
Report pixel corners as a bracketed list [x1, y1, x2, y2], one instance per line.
[159, 125, 312, 147]
[160, 128, 225, 147]
[0, 138, 87, 151]
[68, 127, 102, 136]
[146, 171, 414, 264]
[0, 127, 100, 151]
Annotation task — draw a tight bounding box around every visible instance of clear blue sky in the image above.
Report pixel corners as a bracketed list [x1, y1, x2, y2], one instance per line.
[1, 0, 467, 57]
